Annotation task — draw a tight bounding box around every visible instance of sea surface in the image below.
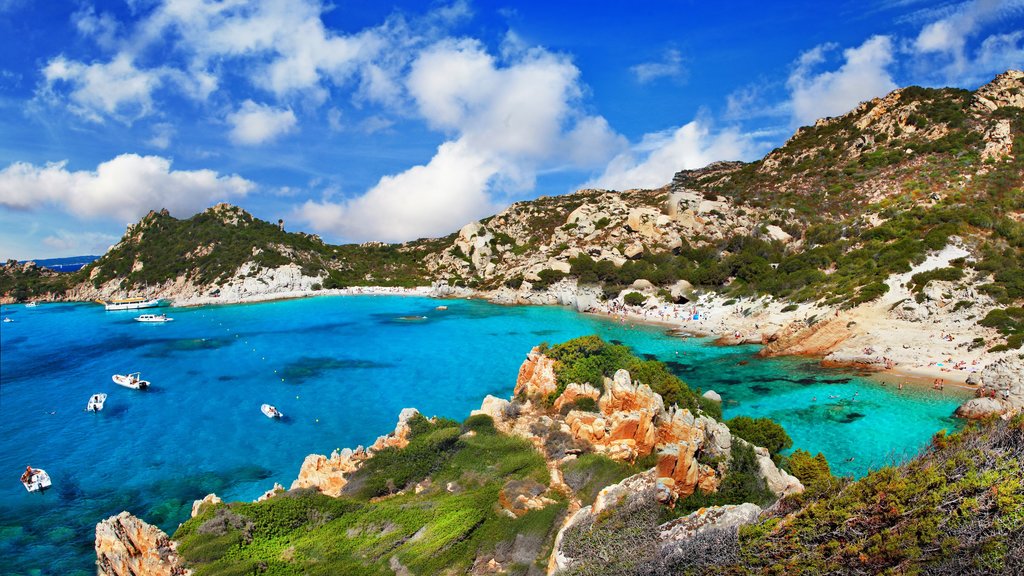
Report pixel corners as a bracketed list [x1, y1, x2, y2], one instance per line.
[0, 296, 966, 574]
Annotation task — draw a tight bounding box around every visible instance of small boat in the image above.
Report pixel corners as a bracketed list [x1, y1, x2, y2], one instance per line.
[261, 404, 283, 419]
[86, 393, 107, 412]
[112, 372, 150, 390]
[99, 297, 163, 311]
[2, 317, 12, 323]
[20, 467, 51, 493]
[134, 314, 173, 323]
[435, 305, 448, 311]
[25, 302, 37, 308]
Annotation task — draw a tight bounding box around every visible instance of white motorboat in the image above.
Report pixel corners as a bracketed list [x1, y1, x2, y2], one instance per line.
[134, 314, 173, 323]
[25, 302, 37, 308]
[2, 317, 12, 323]
[261, 404, 283, 419]
[86, 393, 107, 412]
[435, 305, 448, 310]
[20, 467, 51, 493]
[99, 298, 163, 311]
[112, 372, 150, 390]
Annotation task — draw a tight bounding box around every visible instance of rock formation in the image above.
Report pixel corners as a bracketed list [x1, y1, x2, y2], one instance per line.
[291, 408, 420, 496]
[956, 357, 1024, 419]
[190, 493, 221, 518]
[514, 349, 559, 399]
[291, 448, 365, 496]
[96, 512, 190, 576]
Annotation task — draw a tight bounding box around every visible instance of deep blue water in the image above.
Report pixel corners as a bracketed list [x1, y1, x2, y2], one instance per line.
[0, 296, 965, 574]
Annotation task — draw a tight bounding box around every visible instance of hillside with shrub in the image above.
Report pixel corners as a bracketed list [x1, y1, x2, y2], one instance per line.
[127, 338, 1024, 575]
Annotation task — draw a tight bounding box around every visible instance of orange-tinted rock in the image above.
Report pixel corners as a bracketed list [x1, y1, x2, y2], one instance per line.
[290, 448, 364, 497]
[655, 442, 719, 501]
[514, 348, 559, 399]
[552, 382, 601, 412]
[369, 408, 420, 453]
[95, 512, 189, 576]
[599, 370, 664, 415]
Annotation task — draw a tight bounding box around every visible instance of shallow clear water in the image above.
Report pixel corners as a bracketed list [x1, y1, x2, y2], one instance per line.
[0, 296, 965, 574]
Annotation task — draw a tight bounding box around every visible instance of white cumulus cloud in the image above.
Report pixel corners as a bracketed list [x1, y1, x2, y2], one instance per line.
[586, 120, 763, 191]
[296, 38, 626, 242]
[0, 153, 254, 221]
[787, 35, 897, 127]
[227, 100, 298, 145]
[41, 53, 165, 123]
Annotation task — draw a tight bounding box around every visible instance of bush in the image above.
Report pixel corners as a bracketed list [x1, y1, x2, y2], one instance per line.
[785, 449, 834, 495]
[726, 416, 793, 457]
[462, 413, 496, 434]
[623, 291, 647, 306]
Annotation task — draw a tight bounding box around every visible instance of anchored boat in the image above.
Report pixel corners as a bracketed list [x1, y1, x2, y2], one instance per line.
[261, 404, 283, 419]
[86, 393, 107, 412]
[134, 313, 173, 323]
[112, 372, 150, 390]
[98, 297, 163, 311]
[20, 467, 51, 493]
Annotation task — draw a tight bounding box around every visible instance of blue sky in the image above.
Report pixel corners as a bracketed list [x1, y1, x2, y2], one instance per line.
[1, 0, 1022, 259]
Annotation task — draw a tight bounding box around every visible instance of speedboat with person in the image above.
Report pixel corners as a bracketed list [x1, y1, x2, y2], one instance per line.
[112, 372, 150, 390]
[86, 393, 107, 412]
[134, 314, 173, 323]
[20, 466, 51, 492]
[261, 404, 283, 419]
[2, 317, 12, 323]
[25, 302, 37, 308]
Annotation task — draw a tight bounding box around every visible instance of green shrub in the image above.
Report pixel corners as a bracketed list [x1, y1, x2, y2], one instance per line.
[623, 291, 647, 306]
[726, 416, 793, 457]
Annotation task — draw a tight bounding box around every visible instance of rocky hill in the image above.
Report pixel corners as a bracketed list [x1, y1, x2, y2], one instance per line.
[93, 337, 1024, 575]
[6, 71, 1024, 414]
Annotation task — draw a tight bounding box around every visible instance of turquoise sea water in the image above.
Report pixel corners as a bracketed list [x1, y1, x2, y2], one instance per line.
[0, 296, 965, 574]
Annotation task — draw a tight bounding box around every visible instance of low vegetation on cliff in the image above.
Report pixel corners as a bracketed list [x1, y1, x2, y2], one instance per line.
[176, 414, 564, 575]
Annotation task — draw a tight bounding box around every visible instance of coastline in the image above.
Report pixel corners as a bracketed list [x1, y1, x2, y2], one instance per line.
[23, 281, 991, 401]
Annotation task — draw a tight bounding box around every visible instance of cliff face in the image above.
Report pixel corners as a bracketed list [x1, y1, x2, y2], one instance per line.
[95, 511, 189, 576]
[485, 347, 800, 504]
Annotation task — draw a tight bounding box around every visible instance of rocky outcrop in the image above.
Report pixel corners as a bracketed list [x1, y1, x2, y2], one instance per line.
[551, 382, 601, 412]
[291, 447, 366, 496]
[751, 444, 804, 497]
[369, 407, 420, 453]
[190, 493, 222, 518]
[514, 348, 559, 399]
[291, 408, 420, 496]
[957, 357, 1024, 419]
[96, 512, 190, 576]
[659, 502, 762, 543]
[498, 479, 556, 518]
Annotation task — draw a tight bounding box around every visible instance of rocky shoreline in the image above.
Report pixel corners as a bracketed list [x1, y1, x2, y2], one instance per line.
[95, 344, 804, 576]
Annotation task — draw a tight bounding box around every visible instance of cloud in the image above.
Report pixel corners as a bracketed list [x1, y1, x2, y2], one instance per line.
[296, 38, 625, 242]
[227, 100, 298, 145]
[586, 119, 763, 191]
[630, 49, 685, 84]
[147, 122, 176, 149]
[41, 230, 120, 254]
[0, 154, 253, 221]
[40, 54, 165, 123]
[912, 0, 1024, 82]
[787, 35, 897, 126]
[297, 139, 498, 241]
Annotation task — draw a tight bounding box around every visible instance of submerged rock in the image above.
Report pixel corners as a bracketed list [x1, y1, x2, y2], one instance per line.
[96, 511, 189, 576]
